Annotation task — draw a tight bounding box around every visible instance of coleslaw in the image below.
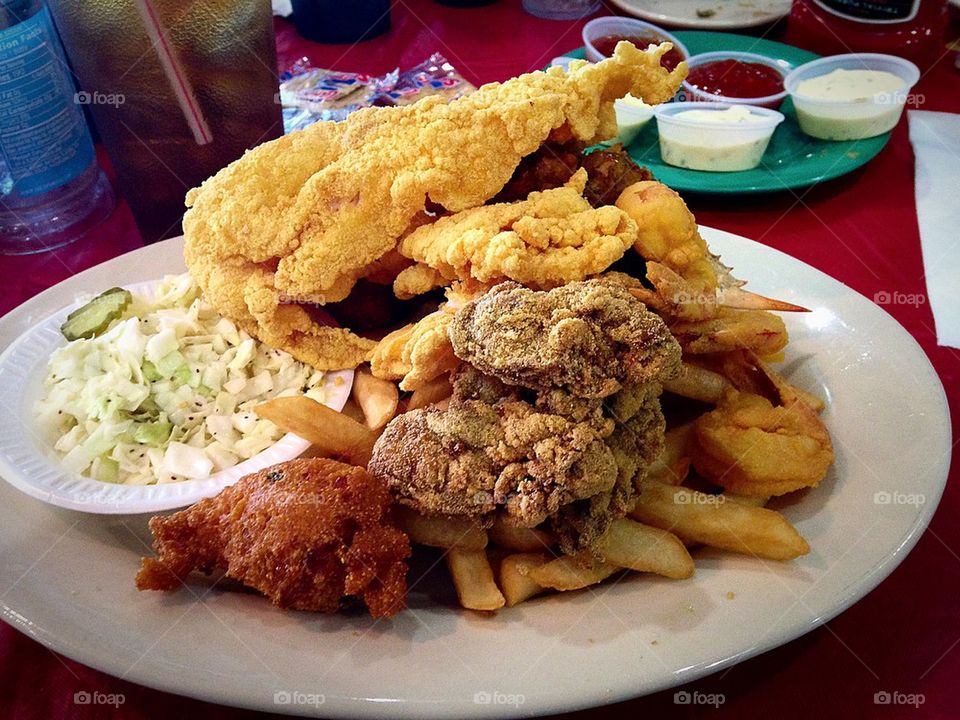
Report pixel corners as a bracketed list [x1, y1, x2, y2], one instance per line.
[35, 274, 330, 485]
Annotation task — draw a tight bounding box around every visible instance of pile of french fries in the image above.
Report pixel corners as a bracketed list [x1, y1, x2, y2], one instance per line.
[256, 369, 810, 613]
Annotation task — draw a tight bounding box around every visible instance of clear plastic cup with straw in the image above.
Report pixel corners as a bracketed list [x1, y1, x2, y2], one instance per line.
[47, 0, 283, 243]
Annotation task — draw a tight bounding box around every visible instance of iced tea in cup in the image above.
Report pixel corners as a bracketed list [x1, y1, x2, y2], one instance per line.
[48, 0, 283, 243]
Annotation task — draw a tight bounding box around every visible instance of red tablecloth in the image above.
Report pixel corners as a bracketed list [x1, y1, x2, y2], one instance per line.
[1, 2, 958, 718]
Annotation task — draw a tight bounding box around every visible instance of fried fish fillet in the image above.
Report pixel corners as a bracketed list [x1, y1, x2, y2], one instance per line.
[136, 458, 410, 618]
[183, 43, 686, 371]
[397, 170, 637, 291]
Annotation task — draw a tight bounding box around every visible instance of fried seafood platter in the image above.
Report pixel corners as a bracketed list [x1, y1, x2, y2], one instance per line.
[136, 42, 835, 616]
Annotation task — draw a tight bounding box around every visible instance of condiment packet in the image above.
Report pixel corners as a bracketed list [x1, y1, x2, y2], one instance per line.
[375, 53, 475, 106]
[279, 58, 397, 130]
[279, 54, 474, 133]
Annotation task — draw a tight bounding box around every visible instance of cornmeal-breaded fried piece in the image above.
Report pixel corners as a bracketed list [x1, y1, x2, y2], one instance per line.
[136, 459, 410, 618]
[449, 279, 681, 399]
[369, 282, 485, 390]
[370, 368, 618, 529]
[369, 282, 682, 554]
[369, 308, 460, 391]
[370, 367, 672, 555]
[183, 43, 686, 370]
[398, 170, 637, 289]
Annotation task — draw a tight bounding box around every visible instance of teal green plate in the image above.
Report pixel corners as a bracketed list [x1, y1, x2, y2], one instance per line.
[569, 31, 891, 194]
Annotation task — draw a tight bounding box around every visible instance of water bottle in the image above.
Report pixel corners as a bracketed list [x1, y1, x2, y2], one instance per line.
[0, 0, 113, 255]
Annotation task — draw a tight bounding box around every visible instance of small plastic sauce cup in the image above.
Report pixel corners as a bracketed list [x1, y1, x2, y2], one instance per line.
[783, 53, 920, 141]
[610, 98, 654, 146]
[582, 16, 689, 69]
[681, 51, 791, 110]
[654, 102, 785, 172]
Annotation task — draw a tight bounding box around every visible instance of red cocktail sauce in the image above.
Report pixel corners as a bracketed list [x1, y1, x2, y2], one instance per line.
[592, 33, 684, 70]
[686, 59, 784, 99]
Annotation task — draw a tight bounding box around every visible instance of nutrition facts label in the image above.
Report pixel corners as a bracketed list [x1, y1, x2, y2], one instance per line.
[0, 5, 93, 197]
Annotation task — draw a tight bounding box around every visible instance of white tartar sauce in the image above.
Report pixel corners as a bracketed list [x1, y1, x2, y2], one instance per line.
[796, 68, 904, 101]
[673, 105, 767, 124]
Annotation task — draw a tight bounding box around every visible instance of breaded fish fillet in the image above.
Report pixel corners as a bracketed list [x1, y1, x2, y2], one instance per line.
[183, 43, 686, 370]
[396, 170, 637, 290]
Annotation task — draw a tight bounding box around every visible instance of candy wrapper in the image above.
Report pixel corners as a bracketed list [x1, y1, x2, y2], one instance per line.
[375, 53, 475, 107]
[280, 54, 474, 133]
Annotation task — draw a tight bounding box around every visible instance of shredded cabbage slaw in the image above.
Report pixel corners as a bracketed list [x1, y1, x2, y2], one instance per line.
[35, 274, 330, 485]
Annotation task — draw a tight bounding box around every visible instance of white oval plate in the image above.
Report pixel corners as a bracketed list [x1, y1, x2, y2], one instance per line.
[0, 230, 950, 717]
[0, 250, 352, 514]
[608, 0, 792, 30]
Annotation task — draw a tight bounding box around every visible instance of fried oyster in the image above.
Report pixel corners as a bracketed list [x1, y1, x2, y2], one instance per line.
[368, 280, 681, 554]
[183, 43, 685, 371]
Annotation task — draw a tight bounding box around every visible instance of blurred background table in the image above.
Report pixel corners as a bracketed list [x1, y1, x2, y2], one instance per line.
[1, 1, 958, 718]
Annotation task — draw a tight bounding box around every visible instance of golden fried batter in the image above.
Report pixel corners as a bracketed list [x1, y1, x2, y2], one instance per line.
[399, 170, 637, 289]
[183, 43, 685, 370]
[393, 263, 447, 300]
[136, 458, 410, 618]
[369, 308, 460, 391]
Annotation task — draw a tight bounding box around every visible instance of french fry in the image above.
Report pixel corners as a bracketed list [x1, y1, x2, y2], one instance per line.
[407, 374, 453, 411]
[338, 397, 367, 425]
[645, 424, 694, 485]
[352, 370, 399, 430]
[446, 548, 505, 611]
[527, 552, 619, 591]
[499, 553, 549, 607]
[489, 518, 555, 553]
[630, 481, 809, 561]
[395, 506, 487, 550]
[724, 493, 770, 508]
[663, 363, 732, 404]
[645, 458, 690, 487]
[595, 518, 694, 579]
[255, 396, 377, 466]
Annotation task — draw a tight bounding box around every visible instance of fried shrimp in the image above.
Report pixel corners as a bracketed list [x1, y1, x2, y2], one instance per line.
[616, 181, 808, 324]
[136, 458, 411, 618]
[183, 43, 686, 370]
[691, 387, 834, 497]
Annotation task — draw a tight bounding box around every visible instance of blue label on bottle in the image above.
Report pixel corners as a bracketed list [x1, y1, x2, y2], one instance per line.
[0, 6, 95, 197]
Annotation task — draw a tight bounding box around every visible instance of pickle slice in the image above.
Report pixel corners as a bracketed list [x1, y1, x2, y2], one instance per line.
[60, 287, 133, 341]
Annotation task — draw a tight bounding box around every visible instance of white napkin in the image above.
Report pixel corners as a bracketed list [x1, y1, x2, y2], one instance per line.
[908, 110, 960, 349]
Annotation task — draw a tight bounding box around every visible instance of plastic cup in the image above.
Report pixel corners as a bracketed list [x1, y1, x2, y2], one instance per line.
[783, 53, 920, 141]
[582, 16, 688, 67]
[681, 51, 791, 110]
[654, 102, 785, 172]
